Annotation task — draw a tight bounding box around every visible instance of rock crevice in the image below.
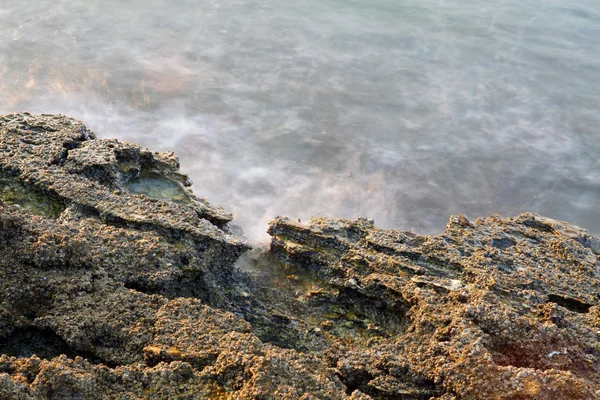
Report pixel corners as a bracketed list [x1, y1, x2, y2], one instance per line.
[0, 113, 599, 399]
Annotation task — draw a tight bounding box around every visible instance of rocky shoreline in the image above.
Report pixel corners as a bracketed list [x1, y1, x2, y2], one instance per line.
[0, 113, 599, 399]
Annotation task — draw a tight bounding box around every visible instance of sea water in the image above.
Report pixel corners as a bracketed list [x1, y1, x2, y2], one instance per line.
[1, 0, 599, 241]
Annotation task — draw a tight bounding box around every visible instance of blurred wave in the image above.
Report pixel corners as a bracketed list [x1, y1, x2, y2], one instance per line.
[1, 0, 599, 242]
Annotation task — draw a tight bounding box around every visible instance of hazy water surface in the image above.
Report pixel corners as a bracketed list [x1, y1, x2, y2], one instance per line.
[1, 0, 599, 241]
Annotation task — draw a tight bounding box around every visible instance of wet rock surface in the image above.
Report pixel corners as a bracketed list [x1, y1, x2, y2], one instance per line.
[0, 113, 599, 399]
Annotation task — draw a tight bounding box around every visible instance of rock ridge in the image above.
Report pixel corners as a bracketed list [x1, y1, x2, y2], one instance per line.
[0, 113, 599, 399]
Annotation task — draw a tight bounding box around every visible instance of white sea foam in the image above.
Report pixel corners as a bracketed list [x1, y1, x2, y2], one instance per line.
[1, 0, 599, 242]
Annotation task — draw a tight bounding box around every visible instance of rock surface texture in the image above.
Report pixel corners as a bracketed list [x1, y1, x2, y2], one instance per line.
[0, 113, 599, 399]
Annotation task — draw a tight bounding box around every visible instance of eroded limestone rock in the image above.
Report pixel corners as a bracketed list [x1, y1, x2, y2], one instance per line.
[268, 214, 600, 399]
[0, 113, 349, 400]
[1, 113, 599, 399]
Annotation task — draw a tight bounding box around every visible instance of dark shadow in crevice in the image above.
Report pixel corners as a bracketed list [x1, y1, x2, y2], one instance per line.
[0, 328, 120, 367]
[123, 279, 160, 296]
[521, 218, 555, 233]
[339, 368, 373, 396]
[337, 365, 441, 400]
[49, 139, 85, 166]
[547, 294, 592, 314]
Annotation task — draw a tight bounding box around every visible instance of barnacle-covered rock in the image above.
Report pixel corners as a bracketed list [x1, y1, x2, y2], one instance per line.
[267, 213, 600, 399]
[1, 113, 599, 399]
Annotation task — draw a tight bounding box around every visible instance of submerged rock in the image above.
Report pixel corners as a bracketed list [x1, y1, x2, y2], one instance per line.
[0, 113, 598, 399]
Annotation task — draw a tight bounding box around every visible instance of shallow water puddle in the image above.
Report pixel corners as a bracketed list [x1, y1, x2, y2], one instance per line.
[125, 174, 191, 204]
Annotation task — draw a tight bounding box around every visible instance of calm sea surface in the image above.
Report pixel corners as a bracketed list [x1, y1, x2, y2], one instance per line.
[1, 0, 599, 241]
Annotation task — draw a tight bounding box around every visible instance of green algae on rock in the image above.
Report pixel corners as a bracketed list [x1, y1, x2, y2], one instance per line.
[0, 171, 66, 218]
[0, 113, 599, 400]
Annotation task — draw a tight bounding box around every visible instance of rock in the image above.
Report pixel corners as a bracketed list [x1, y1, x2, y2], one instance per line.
[1, 113, 599, 399]
[268, 214, 600, 399]
[0, 113, 347, 399]
[0, 113, 248, 301]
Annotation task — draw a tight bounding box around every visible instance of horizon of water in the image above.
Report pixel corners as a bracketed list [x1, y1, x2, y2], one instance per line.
[1, 0, 599, 242]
